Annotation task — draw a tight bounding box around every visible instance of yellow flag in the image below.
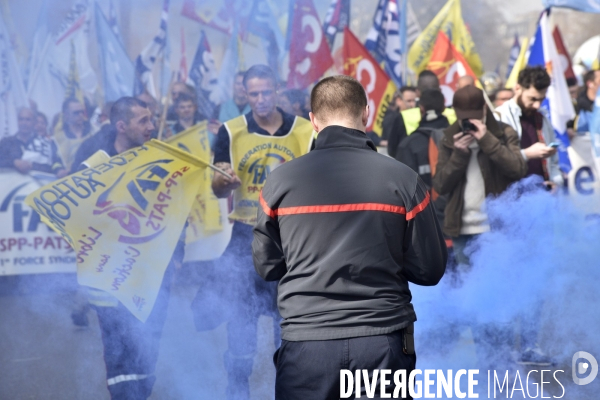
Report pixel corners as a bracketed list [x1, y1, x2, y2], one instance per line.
[505, 38, 529, 89]
[54, 41, 89, 171]
[408, 0, 483, 77]
[25, 140, 209, 322]
[165, 122, 223, 242]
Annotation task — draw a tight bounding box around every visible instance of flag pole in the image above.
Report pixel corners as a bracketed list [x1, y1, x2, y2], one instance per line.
[157, 72, 176, 141]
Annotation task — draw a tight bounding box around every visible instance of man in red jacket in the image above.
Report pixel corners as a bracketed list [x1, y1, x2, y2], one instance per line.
[253, 75, 447, 400]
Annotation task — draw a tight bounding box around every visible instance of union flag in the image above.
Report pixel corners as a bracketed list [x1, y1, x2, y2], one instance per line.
[426, 31, 477, 105]
[343, 28, 395, 136]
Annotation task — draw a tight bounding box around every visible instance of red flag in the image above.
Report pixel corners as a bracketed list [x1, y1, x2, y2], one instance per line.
[426, 31, 477, 106]
[178, 28, 188, 82]
[343, 28, 395, 136]
[552, 26, 576, 81]
[288, 0, 334, 89]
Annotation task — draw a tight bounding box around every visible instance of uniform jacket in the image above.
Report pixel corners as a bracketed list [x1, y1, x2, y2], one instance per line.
[252, 125, 447, 342]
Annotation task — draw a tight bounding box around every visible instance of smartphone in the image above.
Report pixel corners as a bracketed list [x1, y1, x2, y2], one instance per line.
[547, 142, 559, 148]
[461, 119, 477, 134]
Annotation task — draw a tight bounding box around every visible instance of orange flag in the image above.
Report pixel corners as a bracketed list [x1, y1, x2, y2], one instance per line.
[343, 28, 396, 136]
[426, 31, 477, 105]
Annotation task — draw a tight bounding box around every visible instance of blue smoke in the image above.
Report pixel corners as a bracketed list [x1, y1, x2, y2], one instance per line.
[411, 177, 600, 398]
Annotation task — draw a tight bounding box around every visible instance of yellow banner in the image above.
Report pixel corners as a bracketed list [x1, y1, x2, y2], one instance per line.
[505, 37, 529, 89]
[25, 140, 209, 322]
[408, 0, 483, 77]
[165, 122, 222, 242]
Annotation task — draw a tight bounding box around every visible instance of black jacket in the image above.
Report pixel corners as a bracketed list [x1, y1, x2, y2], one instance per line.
[70, 124, 118, 173]
[252, 125, 447, 341]
[383, 108, 407, 159]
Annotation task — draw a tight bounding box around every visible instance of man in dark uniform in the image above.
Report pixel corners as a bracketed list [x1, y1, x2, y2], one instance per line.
[253, 75, 447, 399]
[202, 65, 313, 399]
[73, 97, 185, 400]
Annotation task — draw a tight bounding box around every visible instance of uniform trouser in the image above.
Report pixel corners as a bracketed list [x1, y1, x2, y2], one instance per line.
[274, 330, 416, 400]
[219, 222, 280, 399]
[93, 263, 174, 400]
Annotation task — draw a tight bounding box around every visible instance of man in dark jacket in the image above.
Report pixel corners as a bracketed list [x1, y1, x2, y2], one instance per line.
[396, 89, 449, 187]
[71, 97, 180, 400]
[433, 85, 527, 267]
[253, 75, 447, 400]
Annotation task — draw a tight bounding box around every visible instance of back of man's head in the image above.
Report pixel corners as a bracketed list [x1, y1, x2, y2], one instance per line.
[419, 90, 445, 115]
[310, 75, 367, 129]
[517, 66, 551, 91]
[417, 70, 440, 93]
[111, 97, 148, 129]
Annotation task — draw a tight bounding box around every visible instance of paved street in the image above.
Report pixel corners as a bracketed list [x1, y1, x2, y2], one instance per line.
[0, 270, 277, 400]
[1, 271, 597, 399]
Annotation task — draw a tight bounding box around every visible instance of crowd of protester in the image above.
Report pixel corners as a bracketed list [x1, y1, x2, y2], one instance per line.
[0, 60, 598, 398]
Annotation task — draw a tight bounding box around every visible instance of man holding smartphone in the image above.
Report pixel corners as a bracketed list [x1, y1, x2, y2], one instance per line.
[495, 66, 562, 189]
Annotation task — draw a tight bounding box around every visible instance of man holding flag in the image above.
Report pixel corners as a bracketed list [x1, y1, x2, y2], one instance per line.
[57, 97, 188, 400]
[207, 65, 313, 398]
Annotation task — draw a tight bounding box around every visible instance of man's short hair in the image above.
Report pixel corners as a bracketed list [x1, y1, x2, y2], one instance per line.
[36, 112, 48, 124]
[174, 93, 197, 108]
[243, 64, 277, 88]
[417, 70, 440, 92]
[517, 66, 551, 91]
[583, 69, 599, 86]
[311, 75, 367, 123]
[400, 86, 416, 95]
[419, 90, 445, 114]
[110, 97, 148, 127]
[62, 97, 81, 114]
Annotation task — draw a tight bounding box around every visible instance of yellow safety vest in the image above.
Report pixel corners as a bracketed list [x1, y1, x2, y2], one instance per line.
[225, 114, 313, 225]
[401, 107, 457, 135]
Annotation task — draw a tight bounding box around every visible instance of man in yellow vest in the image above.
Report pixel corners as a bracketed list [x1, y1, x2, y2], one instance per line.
[208, 65, 313, 398]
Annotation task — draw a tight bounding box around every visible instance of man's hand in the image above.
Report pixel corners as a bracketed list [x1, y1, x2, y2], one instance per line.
[468, 119, 487, 140]
[523, 142, 557, 160]
[453, 132, 475, 154]
[208, 120, 223, 135]
[543, 180, 558, 193]
[14, 159, 32, 174]
[56, 169, 68, 178]
[212, 162, 241, 198]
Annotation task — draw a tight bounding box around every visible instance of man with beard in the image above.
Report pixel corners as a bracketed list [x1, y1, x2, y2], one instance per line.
[200, 65, 313, 399]
[495, 66, 562, 189]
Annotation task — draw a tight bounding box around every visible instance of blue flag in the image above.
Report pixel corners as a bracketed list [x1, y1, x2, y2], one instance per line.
[246, 0, 285, 78]
[189, 31, 219, 119]
[506, 34, 520, 80]
[322, 0, 350, 49]
[527, 11, 575, 173]
[134, 0, 170, 97]
[94, 3, 134, 103]
[365, 0, 405, 88]
[542, 0, 600, 12]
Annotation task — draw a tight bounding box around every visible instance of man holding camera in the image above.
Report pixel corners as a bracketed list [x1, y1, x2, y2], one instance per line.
[433, 85, 527, 269]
